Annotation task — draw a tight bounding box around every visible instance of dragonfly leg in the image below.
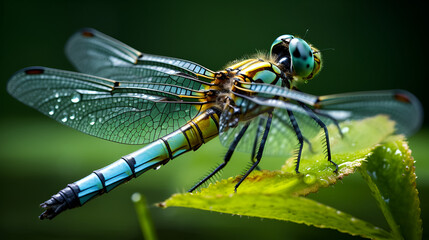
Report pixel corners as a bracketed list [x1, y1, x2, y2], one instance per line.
[313, 109, 343, 138]
[287, 110, 304, 173]
[300, 104, 339, 173]
[250, 117, 266, 171]
[291, 87, 342, 138]
[235, 113, 272, 191]
[188, 122, 250, 192]
[273, 111, 314, 153]
[303, 137, 314, 153]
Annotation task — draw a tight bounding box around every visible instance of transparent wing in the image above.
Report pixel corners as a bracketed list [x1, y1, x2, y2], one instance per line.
[65, 28, 216, 89]
[219, 105, 333, 158]
[236, 82, 422, 136]
[316, 90, 423, 136]
[236, 81, 318, 105]
[219, 97, 322, 157]
[218, 111, 299, 158]
[7, 67, 207, 144]
[219, 89, 422, 157]
[235, 89, 422, 137]
[263, 108, 336, 157]
[219, 113, 272, 156]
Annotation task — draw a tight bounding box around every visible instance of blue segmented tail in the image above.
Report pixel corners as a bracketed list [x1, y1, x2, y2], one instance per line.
[39, 108, 220, 219]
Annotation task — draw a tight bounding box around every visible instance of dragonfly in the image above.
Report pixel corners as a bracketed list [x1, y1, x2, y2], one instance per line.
[7, 28, 422, 220]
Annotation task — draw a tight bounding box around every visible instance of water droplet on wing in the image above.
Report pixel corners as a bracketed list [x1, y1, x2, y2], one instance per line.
[89, 114, 96, 125]
[71, 92, 81, 103]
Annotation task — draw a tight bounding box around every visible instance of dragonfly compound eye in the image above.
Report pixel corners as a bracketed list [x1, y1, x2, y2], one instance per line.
[270, 35, 294, 74]
[288, 38, 315, 80]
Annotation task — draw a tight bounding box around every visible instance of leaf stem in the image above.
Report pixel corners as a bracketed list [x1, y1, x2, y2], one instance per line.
[132, 193, 157, 240]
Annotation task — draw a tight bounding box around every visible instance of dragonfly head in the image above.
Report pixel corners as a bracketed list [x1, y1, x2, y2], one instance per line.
[270, 35, 322, 82]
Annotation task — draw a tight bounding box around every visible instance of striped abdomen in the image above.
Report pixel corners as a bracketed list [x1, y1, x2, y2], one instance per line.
[40, 107, 221, 219]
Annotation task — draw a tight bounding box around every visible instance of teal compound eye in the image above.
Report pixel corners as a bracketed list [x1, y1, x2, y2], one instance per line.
[289, 38, 314, 79]
[270, 34, 294, 54]
[270, 35, 295, 74]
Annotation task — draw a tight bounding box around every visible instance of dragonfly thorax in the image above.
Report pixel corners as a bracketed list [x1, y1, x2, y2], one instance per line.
[211, 59, 289, 128]
[270, 35, 322, 82]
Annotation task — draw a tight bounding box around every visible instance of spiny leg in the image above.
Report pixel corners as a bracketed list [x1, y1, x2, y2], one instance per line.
[302, 136, 314, 153]
[300, 104, 338, 173]
[287, 110, 305, 173]
[188, 122, 250, 192]
[313, 109, 343, 137]
[250, 117, 265, 171]
[292, 87, 342, 137]
[273, 111, 314, 153]
[286, 121, 315, 153]
[234, 113, 273, 191]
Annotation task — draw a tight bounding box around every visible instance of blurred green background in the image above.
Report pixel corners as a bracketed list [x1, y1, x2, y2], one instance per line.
[1, 0, 428, 239]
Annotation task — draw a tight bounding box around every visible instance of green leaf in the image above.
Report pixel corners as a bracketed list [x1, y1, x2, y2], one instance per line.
[360, 138, 423, 240]
[282, 115, 395, 179]
[158, 116, 405, 239]
[160, 171, 393, 239]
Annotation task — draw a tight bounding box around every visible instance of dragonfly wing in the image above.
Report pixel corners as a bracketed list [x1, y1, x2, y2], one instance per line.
[218, 96, 325, 157]
[65, 28, 216, 90]
[234, 88, 423, 137]
[219, 113, 271, 156]
[219, 89, 422, 157]
[264, 107, 337, 157]
[218, 108, 325, 158]
[7, 67, 204, 144]
[236, 83, 422, 136]
[237, 81, 319, 105]
[316, 90, 423, 136]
